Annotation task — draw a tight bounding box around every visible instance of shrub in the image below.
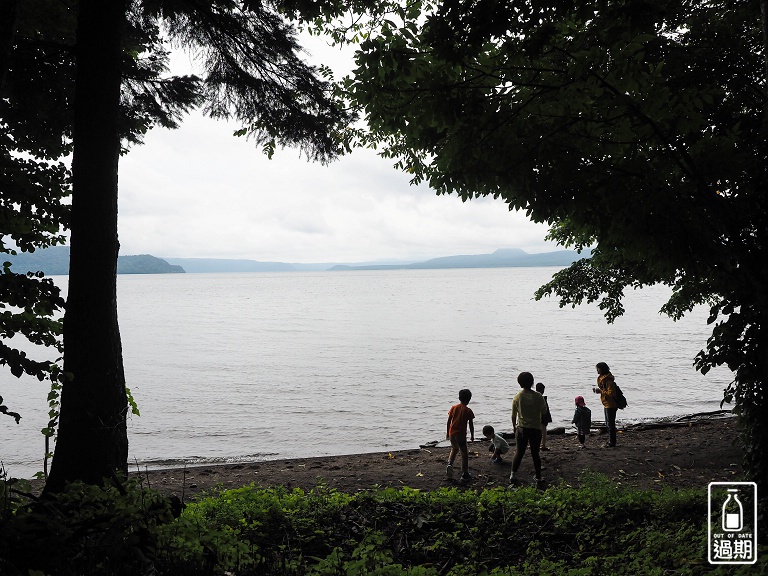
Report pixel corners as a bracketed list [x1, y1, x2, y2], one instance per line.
[159, 474, 743, 575]
[0, 476, 175, 576]
[3, 472, 767, 575]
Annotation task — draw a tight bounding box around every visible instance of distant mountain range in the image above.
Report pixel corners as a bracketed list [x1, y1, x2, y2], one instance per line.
[3, 246, 583, 276]
[4, 246, 184, 275]
[164, 248, 583, 272]
[327, 248, 580, 271]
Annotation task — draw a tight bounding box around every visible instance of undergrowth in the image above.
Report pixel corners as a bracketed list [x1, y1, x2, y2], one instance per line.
[1, 470, 765, 575]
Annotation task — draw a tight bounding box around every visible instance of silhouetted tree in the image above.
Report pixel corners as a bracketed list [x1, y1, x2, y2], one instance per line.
[3, 0, 353, 491]
[333, 0, 768, 509]
[1, 0, 71, 406]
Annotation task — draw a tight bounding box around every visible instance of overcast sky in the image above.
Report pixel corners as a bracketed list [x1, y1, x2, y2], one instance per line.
[115, 33, 558, 264]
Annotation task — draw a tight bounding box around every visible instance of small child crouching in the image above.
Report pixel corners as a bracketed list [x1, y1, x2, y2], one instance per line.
[482, 424, 510, 463]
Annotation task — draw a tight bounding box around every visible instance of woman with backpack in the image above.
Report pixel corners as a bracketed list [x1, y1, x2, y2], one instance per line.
[592, 362, 618, 447]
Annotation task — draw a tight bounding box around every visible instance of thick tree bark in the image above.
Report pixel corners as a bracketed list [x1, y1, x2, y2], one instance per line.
[44, 0, 128, 493]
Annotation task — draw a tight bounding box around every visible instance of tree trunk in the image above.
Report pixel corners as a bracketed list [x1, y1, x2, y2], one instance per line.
[44, 0, 128, 493]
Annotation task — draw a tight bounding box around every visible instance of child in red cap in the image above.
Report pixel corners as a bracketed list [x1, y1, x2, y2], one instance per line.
[572, 396, 592, 449]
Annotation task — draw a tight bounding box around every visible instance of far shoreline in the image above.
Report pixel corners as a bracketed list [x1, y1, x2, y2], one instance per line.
[16, 411, 735, 484]
[130, 409, 734, 474]
[144, 415, 741, 499]
[26, 413, 740, 499]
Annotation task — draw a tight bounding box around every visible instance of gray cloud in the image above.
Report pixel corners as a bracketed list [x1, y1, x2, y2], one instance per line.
[116, 38, 557, 263]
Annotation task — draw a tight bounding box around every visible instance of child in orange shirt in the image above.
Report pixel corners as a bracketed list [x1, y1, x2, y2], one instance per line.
[446, 388, 475, 480]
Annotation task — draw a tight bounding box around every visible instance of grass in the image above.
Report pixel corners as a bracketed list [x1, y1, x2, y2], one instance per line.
[1, 471, 765, 575]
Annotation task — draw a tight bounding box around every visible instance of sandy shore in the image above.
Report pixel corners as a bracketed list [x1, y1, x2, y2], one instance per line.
[115, 416, 741, 502]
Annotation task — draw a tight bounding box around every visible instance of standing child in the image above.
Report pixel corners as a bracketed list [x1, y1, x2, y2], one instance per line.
[509, 372, 547, 485]
[536, 382, 553, 450]
[572, 396, 592, 449]
[446, 389, 475, 480]
[482, 425, 510, 463]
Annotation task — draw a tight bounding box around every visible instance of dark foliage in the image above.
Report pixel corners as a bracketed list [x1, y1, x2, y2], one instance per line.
[334, 0, 768, 526]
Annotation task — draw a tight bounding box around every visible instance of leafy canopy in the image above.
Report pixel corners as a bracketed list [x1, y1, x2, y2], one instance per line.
[1, 0, 71, 388]
[322, 0, 768, 492]
[4, 0, 368, 487]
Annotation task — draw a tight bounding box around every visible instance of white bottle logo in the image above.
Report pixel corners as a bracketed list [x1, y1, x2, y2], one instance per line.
[722, 488, 743, 532]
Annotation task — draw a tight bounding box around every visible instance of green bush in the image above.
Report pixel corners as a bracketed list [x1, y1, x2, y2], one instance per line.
[155, 484, 357, 574]
[0, 476, 175, 576]
[157, 474, 759, 575]
[2, 472, 766, 575]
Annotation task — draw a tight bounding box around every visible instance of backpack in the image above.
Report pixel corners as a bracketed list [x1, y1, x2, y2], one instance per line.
[577, 405, 592, 430]
[614, 383, 628, 410]
[541, 396, 553, 424]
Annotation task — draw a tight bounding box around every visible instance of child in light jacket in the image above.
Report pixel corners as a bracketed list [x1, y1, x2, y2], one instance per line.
[482, 424, 510, 463]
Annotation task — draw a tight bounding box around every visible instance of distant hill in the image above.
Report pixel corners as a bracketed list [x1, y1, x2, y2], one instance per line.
[329, 248, 581, 270]
[3, 246, 185, 275]
[163, 258, 297, 273]
[116, 255, 185, 274]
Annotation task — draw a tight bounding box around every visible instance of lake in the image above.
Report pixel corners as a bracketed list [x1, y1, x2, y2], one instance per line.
[1, 267, 730, 478]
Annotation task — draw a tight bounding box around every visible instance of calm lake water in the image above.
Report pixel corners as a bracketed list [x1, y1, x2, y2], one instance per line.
[1, 268, 730, 478]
